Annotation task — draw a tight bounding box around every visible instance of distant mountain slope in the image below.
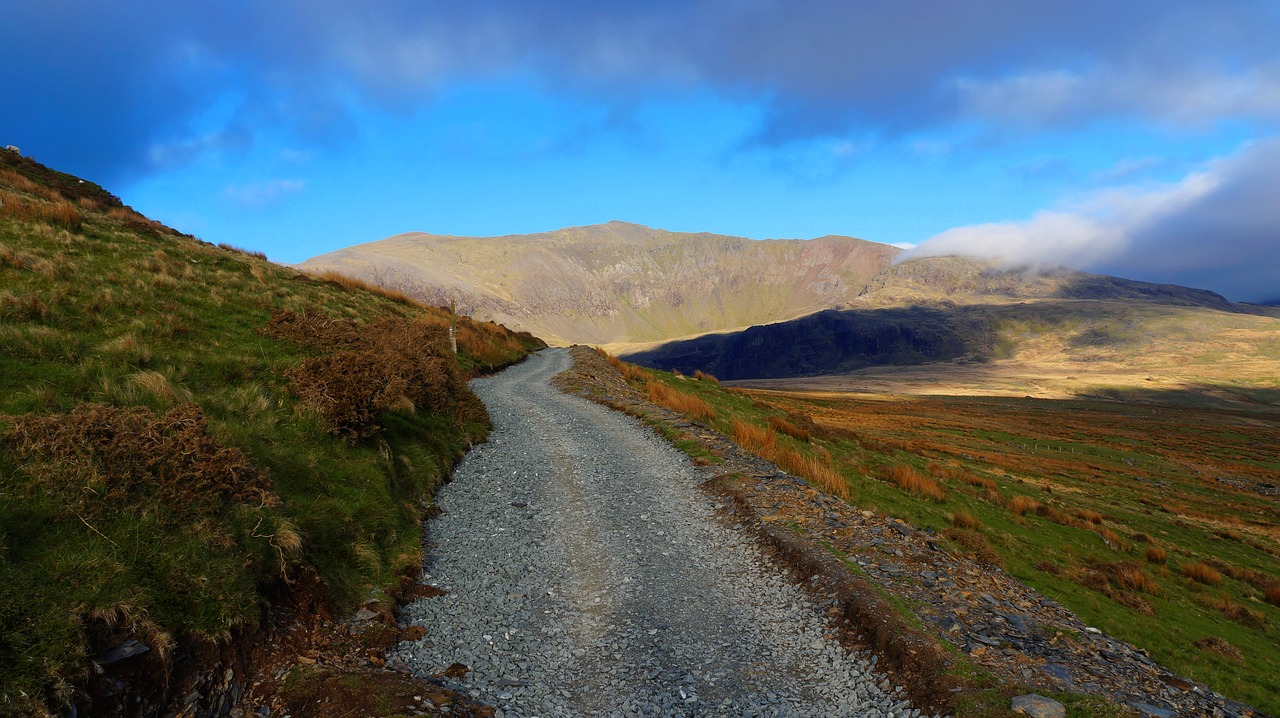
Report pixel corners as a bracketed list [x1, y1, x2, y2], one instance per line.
[297, 221, 900, 345]
[624, 256, 1280, 384]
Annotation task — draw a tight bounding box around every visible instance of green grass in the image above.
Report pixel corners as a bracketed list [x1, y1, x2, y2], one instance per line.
[0, 157, 544, 715]
[614, 359, 1280, 716]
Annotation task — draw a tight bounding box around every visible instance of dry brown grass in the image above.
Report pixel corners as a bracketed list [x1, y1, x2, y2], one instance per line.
[647, 381, 716, 421]
[0, 189, 82, 230]
[951, 511, 981, 530]
[981, 487, 1010, 509]
[1182, 561, 1224, 586]
[1035, 504, 1072, 525]
[1067, 561, 1156, 615]
[732, 420, 776, 455]
[943, 528, 1002, 567]
[1098, 527, 1130, 551]
[313, 270, 420, 307]
[1145, 547, 1168, 564]
[1009, 495, 1041, 515]
[1111, 561, 1160, 595]
[881, 463, 946, 502]
[1265, 586, 1280, 606]
[768, 415, 811, 442]
[217, 243, 268, 260]
[1202, 592, 1267, 628]
[1195, 636, 1244, 662]
[774, 447, 848, 499]
[1073, 509, 1104, 524]
[0, 403, 275, 516]
[265, 310, 481, 440]
[929, 463, 996, 489]
[692, 369, 719, 385]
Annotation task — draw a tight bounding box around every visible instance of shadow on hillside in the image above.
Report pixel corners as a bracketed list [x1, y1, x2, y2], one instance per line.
[622, 305, 996, 380]
[1051, 273, 1237, 310]
[621, 296, 1278, 386]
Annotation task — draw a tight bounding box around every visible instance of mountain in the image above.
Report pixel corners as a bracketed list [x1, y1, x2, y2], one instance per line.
[296, 221, 900, 346]
[623, 256, 1280, 399]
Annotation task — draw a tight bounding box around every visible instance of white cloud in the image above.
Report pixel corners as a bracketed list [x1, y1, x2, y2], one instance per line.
[906, 138, 1280, 302]
[223, 178, 307, 209]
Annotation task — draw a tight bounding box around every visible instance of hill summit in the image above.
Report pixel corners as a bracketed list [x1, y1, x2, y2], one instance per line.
[296, 222, 900, 347]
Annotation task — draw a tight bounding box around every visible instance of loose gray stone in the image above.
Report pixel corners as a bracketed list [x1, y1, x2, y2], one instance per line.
[1012, 693, 1067, 718]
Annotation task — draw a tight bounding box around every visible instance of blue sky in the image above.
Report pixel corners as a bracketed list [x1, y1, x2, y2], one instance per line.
[4, 1, 1279, 301]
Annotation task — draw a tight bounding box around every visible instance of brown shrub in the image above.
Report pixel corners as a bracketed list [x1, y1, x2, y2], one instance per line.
[692, 369, 720, 385]
[279, 314, 479, 439]
[1181, 561, 1224, 586]
[1145, 547, 1168, 564]
[261, 309, 363, 350]
[951, 511, 981, 530]
[1, 403, 274, 515]
[1195, 637, 1243, 662]
[943, 528, 1002, 567]
[882, 464, 946, 502]
[647, 381, 715, 421]
[1265, 586, 1280, 606]
[768, 415, 811, 442]
[1009, 495, 1041, 515]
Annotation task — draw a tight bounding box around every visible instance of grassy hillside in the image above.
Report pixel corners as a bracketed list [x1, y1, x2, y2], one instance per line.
[610, 357, 1280, 715]
[295, 221, 900, 346]
[0, 151, 544, 717]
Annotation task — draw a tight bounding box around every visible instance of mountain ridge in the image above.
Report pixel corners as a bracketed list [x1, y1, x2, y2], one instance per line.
[297, 222, 901, 346]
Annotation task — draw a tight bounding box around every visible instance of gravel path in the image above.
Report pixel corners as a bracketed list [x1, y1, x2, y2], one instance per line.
[394, 348, 924, 717]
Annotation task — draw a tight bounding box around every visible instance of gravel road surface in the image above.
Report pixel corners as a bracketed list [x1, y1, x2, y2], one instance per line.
[394, 348, 924, 717]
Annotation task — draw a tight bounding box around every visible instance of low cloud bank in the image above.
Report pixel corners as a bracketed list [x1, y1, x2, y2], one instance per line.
[905, 138, 1280, 303]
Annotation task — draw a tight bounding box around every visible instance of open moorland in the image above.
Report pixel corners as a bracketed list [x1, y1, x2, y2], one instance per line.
[614, 358, 1280, 715]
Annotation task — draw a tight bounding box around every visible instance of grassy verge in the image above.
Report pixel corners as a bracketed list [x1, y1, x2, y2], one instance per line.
[0, 153, 544, 716]
[600, 350, 1280, 716]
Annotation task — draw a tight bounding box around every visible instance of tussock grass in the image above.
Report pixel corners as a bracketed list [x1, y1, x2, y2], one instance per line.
[881, 463, 946, 502]
[1182, 561, 1225, 586]
[1009, 495, 1041, 515]
[647, 380, 716, 421]
[1145, 547, 1168, 564]
[769, 415, 811, 442]
[951, 511, 981, 530]
[692, 369, 719, 385]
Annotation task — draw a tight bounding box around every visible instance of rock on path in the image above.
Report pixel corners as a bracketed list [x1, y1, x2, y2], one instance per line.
[394, 348, 925, 717]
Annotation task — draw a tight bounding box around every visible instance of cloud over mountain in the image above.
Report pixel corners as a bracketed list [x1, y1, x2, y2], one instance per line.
[907, 138, 1280, 302]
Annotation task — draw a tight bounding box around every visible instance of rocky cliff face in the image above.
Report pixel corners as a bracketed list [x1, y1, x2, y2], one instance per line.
[296, 221, 900, 345]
